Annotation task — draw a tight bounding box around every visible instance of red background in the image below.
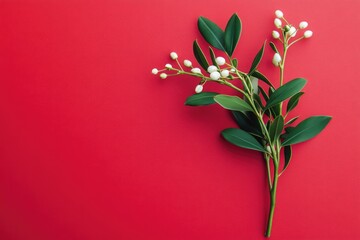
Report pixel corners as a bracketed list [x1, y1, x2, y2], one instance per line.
[1, 0, 359, 239]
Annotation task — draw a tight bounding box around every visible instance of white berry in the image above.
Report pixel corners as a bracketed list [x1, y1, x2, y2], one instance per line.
[272, 53, 282, 66]
[304, 30, 313, 38]
[191, 68, 202, 74]
[207, 65, 218, 73]
[275, 10, 283, 18]
[160, 73, 167, 79]
[210, 71, 221, 80]
[184, 60, 192, 67]
[170, 52, 178, 60]
[221, 70, 229, 77]
[215, 57, 226, 66]
[272, 30, 280, 39]
[195, 85, 203, 93]
[274, 18, 282, 28]
[287, 26, 297, 37]
[165, 64, 172, 69]
[152, 68, 158, 75]
[299, 21, 308, 29]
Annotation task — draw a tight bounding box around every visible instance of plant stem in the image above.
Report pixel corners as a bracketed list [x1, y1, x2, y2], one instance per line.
[265, 154, 272, 189]
[265, 162, 279, 238]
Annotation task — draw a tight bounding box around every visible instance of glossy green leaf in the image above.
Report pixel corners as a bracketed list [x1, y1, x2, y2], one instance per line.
[251, 71, 274, 88]
[198, 16, 225, 51]
[269, 42, 279, 53]
[267, 87, 281, 117]
[193, 40, 209, 71]
[284, 126, 295, 134]
[209, 47, 219, 68]
[253, 93, 263, 111]
[269, 115, 284, 143]
[266, 78, 307, 109]
[232, 111, 262, 137]
[285, 116, 299, 126]
[249, 42, 266, 75]
[224, 13, 241, 56]
[232, 58, 238, 68]
[258, 86, 269, 101]
[271, 105, 281, 117]
[259, 86, 271, 117]
[268, 86, 275, 96]
[286, 92, 304, 113]
[214, 94, 253, 112]
[222, 128, 267, 152]
[185, 92, 218, 106]
[280, 145, 292, 175]
[282, 116, 332, 146]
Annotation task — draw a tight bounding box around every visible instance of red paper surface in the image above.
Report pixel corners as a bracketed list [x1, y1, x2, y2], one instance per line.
[1, 0, 359, 239]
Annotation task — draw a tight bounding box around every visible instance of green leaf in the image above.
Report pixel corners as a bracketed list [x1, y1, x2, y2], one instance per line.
[269, 115, 284, 143]
[269, 42, 279, 53]
[285, 116, 299, 126]
[185, 92, 218, 106]
[232, 111, 262, 137]
[268, 86, 275, 96]
[198, 16, 225, 51]
[193, 40, 209, 71]
[224, 13, 241, 56]
[286, 92, 304, 113]
[232, 58, 238, 68]
[249, 42, 266, 75]
[267, 87, 281, 117]
[209, 47, 219, 68]
[284, 126, 295, 134]
[258, 86, 269, 101]
[253, 93, 263, 111]
[259, 86, 271, 116]
[222, 128, 267, 152]
[251, 71, 274, 88]
[280, 145, 292, 175]
[214, 94, 253, 112]
[266, 78, 307, 109]
[282, 116, 332, 146]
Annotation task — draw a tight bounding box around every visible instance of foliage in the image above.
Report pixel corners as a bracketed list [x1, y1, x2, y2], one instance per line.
[153, 10, 331, 238]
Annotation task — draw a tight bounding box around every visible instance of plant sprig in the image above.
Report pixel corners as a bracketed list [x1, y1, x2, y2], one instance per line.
[152, 9, 331, 238]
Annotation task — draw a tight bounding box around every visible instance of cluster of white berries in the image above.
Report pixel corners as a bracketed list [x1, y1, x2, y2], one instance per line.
[271, 10, 313, 67]
[273, 10, 313, 39]
[152, 52, 233, 93]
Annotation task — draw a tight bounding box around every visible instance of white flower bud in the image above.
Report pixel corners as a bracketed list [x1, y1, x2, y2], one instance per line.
[274, 18, 282, 28]
[183, 60, 192, 67]
[215, 57, 226, 66]
[287, 26, 297, 37]
[299, 21, 308, 29]
[230, 68, 236, 73]
[170, 52, 178, 60]
[221, 69, 229, 77]
[191, 68, 202, 74]
[207, 65, 218, 73]
[272, 30, 280, 39]
[152, 68, 158, 75]
[272, 53, 282, 66]
[165, 64, 172, 69]
[275, 10, 283, 18]
[304, 30, 313, 38]
[266, 145, 271, 153]
[160, 73, 167, 79]
[195, 84, 203, 93]
[210, 71, 221, 80]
